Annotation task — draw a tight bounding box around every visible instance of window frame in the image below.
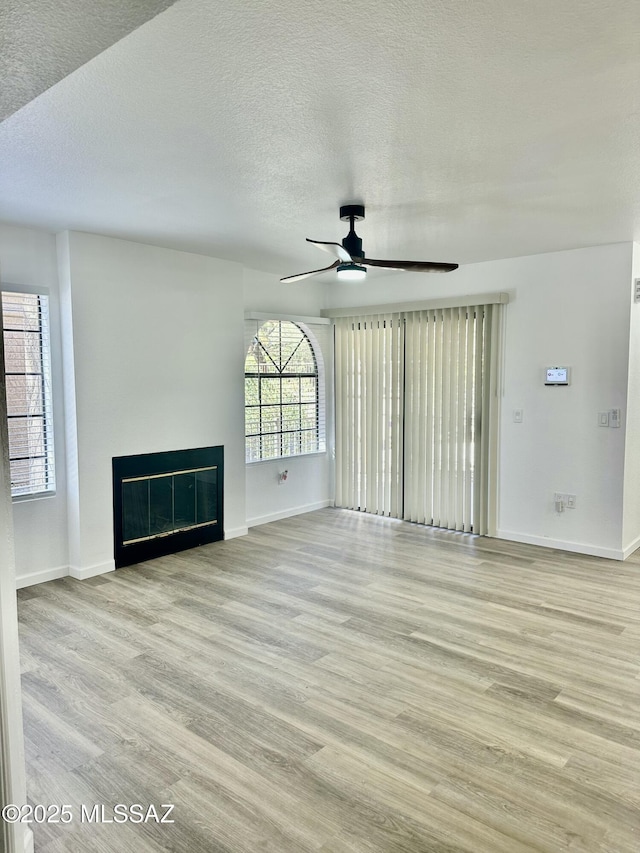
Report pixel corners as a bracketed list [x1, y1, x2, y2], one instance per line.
[1, 286, 56, 501]
[244, 319, 325, 463]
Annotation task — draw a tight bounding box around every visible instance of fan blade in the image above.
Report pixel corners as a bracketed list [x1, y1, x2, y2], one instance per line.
[306, 239, 352, 263]
[280, 260, 341, 283]
[359, 257, 458, 273]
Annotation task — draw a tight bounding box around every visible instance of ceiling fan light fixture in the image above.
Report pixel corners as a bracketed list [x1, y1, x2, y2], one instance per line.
[336, 262, 367, 282]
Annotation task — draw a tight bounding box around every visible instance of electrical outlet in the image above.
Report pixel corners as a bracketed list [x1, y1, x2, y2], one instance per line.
[609, 408, 621, 428]
[513, 408, 523, 423]
[566, 494, 576, 509]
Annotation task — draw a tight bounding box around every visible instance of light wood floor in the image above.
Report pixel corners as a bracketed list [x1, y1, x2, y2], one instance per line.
[17, 508, 640, 852]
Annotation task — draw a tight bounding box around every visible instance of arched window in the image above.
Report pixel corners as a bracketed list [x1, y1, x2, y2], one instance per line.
[245, 320, 322, 461]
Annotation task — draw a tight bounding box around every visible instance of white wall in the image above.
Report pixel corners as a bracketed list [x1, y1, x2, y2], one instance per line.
[0, 224, 69, 585]
[622, 242, 640, 555]
[243, 266, 326, 318]
[0, 239, 33, 853]
[58, 231, 247, 577]
[2, 230, 637, 576]
[3, 234, 334, 585]
[243, 267, 333, 526]
[324, 243, 634, 559]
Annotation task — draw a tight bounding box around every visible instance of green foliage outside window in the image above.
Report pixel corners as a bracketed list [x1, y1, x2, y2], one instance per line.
[244, 320, 321, 462]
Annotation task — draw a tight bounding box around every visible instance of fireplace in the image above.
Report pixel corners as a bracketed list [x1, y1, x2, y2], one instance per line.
[112, 446, 224, 568]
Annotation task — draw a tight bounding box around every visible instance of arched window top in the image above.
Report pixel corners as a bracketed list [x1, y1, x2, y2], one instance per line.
[244, 320, 324, 462]
[244, 320, 317, 376]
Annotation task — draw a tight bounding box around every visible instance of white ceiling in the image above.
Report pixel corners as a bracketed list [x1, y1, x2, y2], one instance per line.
[0, 0, 178, 121]
[1, 0, 639, 277]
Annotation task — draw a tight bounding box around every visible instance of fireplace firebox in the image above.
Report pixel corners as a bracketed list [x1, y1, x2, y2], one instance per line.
[112, 446, 224, 568]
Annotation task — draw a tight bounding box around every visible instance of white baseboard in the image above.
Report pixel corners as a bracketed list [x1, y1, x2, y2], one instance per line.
[496, 529, 624, 561]
[69, 560, 115, 580]
[224, 526, 249, 540]
[622, 533, 640, 560]
[247, 499, 333, 528]
[16, 565, 68, 589]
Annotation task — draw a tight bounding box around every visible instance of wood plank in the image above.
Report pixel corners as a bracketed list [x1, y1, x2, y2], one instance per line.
[17, 508, 640, 852]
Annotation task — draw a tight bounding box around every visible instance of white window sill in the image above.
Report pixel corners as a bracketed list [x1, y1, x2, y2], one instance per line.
[246, 450, 327, 466]
[12, 490, 57, 504]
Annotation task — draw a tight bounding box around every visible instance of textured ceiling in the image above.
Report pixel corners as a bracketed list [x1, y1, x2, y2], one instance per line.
[1, 0, 639, 276]
[0, 0, 179, 121]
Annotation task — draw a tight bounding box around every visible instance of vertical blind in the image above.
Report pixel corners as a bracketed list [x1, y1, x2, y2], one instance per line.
[335, 313, 404, 516]
[1, 291, 55, 497]
[334, 303, 498, 535]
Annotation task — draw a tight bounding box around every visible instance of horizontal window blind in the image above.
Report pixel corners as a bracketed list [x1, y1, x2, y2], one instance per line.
[244, 319, 326, 462]
[1, 291, 56, 497]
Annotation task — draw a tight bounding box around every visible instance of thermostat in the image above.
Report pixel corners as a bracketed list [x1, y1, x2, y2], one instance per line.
[545, 367, 570, 385]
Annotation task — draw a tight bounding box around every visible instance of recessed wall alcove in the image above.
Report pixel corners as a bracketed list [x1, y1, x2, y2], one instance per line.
[112, 446, 224, 568]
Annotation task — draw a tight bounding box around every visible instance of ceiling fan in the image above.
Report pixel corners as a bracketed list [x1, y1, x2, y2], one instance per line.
[281, 204, 458, 283]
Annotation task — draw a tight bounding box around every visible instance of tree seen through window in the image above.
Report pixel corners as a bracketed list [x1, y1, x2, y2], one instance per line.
[245, 320, 320, 461]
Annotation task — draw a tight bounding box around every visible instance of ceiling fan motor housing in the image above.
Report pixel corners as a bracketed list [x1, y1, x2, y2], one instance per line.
[340, 204, 365, 258]
[342, 232, 363, 258]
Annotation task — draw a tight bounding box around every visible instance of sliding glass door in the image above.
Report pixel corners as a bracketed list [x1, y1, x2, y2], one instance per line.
[334, 302, 499, 535]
